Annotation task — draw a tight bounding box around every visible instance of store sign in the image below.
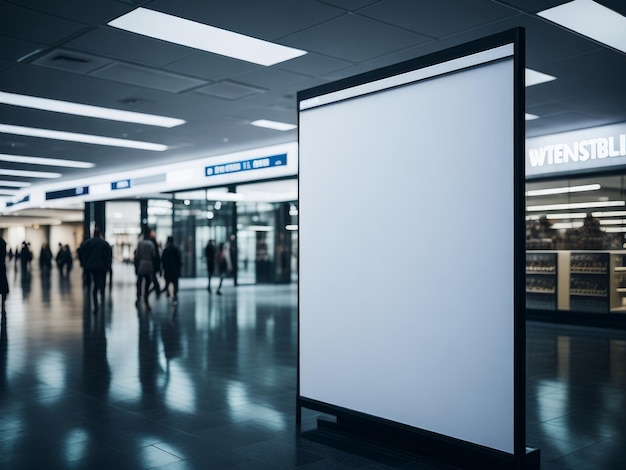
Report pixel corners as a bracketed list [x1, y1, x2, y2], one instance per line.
[111, 179, 131, 190]
[46, 186, 89, 200]
[205, 153, 286, 177]
[526, 123, 626, 177]
[5, 194, 30, 207]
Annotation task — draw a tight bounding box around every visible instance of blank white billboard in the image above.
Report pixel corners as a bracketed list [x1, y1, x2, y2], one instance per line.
[299, 43, 517, 454]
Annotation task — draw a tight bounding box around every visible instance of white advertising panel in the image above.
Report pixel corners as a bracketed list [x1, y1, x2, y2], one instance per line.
[299, 44, 518, 454]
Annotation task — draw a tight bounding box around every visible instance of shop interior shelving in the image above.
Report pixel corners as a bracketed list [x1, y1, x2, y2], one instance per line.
[526, 251, 557, 311]
[569, 252, 609, 314]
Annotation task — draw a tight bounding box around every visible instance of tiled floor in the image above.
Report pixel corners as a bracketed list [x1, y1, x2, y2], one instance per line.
[1, 261, 625, 469]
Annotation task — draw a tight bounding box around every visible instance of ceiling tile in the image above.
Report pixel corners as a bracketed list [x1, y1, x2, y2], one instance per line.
[0, 3, 87, 45]
[193, 81, 266, 100]
[232, 68, 310, 91]
[282, 13, 430, 62]
[0, 35, 45, 61]
[66, 27, 194, 68]
[90, 62, 208, 93]
[6, 0, 131, 24]
[360, 0, 518, 38]
[0, 58, 14, 72]
[32, 49, 114, 74]
[165, 53, 261, 82]
[319, 0, 381, 11]
[274, 52, 353, 77]
[527, 112, 609, 138]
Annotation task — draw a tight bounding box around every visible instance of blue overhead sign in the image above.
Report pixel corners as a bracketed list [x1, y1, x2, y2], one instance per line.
[112, 179, 131, 190]
[205, 153, 287, 177]
[46, 186, 89, 200]
[5, 195, 30, 207]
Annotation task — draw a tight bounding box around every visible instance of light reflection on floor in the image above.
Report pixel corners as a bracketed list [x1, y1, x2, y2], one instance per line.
[0, 260, 625, 468]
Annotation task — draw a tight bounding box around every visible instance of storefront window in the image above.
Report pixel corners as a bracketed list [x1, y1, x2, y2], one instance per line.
[106, 201, 141, 264]
[526, 174, 626, 250]
[526, 174, 626, 314]
[148, 200, 173, 252]
[163, 180, 298, 283]
[172, 188, 234, 278]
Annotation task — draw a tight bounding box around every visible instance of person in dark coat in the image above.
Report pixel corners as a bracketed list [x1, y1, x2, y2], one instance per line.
[39, 243, 53, 273]
[204, 239, 216, 293]
[0, 237, 9, 313]
[19, 242, 32, 273]
[80, 228, 112, 312]
[161, 236, 182, 305]
[57, 244, 73, 277]
[216, 242, 228, 295]
[148, 230, 162, 297]
[135, 227, 156, 310]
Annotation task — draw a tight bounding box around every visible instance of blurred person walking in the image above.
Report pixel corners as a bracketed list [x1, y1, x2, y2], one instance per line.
[80, 228, 112, 313]
[0, 237, 9, 313]
[148, 230, 163, 297]
[204, 239, 216, 293]
[161, 236, 182, 305]
[39, 243, 53, 274]
[216, 242, 228, 295]
[19, 242, 32, 273]
[135, 226, 157, 310]
[57, 244, 73, 277]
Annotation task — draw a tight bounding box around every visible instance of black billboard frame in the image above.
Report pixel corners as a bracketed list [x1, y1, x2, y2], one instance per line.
[296, 27, 537, 469]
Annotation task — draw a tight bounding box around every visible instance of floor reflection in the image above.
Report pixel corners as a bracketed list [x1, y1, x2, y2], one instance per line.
[527, 322, 626, 468]
[0, 261, 625, 468]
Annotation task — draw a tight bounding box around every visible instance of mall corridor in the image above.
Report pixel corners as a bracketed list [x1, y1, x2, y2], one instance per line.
[0, 261, 625, 469]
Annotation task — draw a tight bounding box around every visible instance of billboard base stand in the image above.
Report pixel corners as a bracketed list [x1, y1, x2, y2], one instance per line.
[301, 413, 540, 469]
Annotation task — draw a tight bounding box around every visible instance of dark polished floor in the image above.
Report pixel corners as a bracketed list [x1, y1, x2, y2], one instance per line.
[1, 261, 625, 469]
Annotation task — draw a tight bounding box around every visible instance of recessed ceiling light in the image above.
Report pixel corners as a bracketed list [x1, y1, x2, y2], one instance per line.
[527, 200, 625, 211]
[525, 68, 557, 87]
[108, 8, 307, 66]
[0, 124, 168, 151]
[538, 0, 626, 54]
[251, 119, 297, 131]
[0, 169, 61, 178]
[0, 154, 95, 168]
[0, 180, 31, 187]
[0, 91, 185, 128]
[526, 184, 601, 196]
[592, 210, 626, 217]
[525, 113, 540, 121]
[545, 213, 588, 219]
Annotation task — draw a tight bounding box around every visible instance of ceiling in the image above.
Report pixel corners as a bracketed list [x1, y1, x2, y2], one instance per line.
[0, 0, 625, 208]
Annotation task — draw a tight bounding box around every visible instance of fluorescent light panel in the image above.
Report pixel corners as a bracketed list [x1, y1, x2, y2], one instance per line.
[0, 124, 167, 151]
[0, 91, 185, 128]
[0, 169, 61, 178]
[525, 68, 557, 86]
[599, 219, 626, 225]
[528, 200, 625, 211]
[545, 212, 588, 219]
[0, 180, 30, 187]
[538, 0, 626, 54]
[552, 222, 583, 229]
[526, 183, 601, 196]
[525, 113, 539, 121]
[108, 8, 307, 66]
[592, 211, 626, 218]
[0, 153, 94, 168]
[251, 119, 297, 131]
